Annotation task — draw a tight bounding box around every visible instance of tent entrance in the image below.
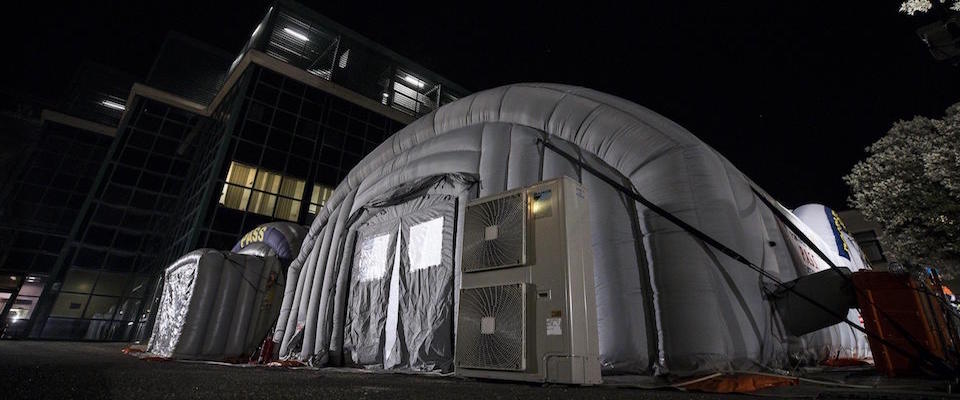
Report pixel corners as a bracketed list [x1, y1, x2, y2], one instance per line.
[342, 194, 459, 371]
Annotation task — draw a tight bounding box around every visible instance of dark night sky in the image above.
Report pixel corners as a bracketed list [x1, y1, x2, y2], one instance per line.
[2, 1, 958, 209]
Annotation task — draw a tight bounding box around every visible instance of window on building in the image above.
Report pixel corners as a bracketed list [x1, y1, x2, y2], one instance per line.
[308, 184, 334, 215]
[275, 178, 306, 222]
[3, 274, 45, 331]
[853, 230, 886, 264]
[389, 69, 435, 116]
[219, 161, 305, 222]
[248, 169, 282, 216]
[219, 162, 255, 210]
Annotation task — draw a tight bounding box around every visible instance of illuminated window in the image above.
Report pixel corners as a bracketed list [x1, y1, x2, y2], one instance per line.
[219, 162, 255, 210]
[275, 178, 306, 222]
[308, 183, 334, 214]
[248, 169, 282, 216]
[389, 69, 434, 115]
[4, 274, 44, 325]
[219, 161, 305, 222]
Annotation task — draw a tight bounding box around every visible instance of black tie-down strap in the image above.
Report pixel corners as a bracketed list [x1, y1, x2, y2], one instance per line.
[536, 137, 956, 376]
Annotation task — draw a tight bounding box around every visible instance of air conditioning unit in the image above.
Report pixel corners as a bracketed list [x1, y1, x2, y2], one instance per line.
[455, 176, 601, 385]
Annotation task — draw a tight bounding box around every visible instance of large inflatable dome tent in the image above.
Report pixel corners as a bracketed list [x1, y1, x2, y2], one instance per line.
[269, 83, 872, 376]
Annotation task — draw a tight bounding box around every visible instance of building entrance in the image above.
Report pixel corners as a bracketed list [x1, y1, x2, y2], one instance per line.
[0, 274, 46, 338]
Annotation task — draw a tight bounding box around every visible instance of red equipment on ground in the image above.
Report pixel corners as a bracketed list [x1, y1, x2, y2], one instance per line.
[853, 270, 960, 377]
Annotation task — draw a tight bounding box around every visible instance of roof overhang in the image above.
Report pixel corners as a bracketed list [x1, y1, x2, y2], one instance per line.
[116, 48, 416, 131]
[40, 109, 117, 137]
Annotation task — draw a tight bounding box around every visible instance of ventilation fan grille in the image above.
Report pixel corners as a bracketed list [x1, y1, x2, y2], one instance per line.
[456, 284, 527, 371]
[462, 192, 526, 272]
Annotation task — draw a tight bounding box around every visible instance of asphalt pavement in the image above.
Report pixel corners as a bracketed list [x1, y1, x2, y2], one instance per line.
[0, 341, 745, 399]
[0, 341, 955, 399]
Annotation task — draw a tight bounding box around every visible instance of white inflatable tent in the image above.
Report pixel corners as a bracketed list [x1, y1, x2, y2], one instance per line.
[272, 83, 870, 376]
[793, 204, 873, 362]
[147, 223, 306, 359]
[147, 249, 278, 359]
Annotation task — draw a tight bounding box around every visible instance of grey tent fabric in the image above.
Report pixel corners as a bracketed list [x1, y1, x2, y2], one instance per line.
[397, 197, 457, 372]
[341, 194, 459, 370]
[273, 83, 863, 376]
[149, 250, 215, 357]
[233, 222, 308, 264]
[276, 176, 472, 367]
[343, 218, 399, 366]
[148, 249, 281, 359]
[234, 243, 287, 351]
[790, 204, 873, 362]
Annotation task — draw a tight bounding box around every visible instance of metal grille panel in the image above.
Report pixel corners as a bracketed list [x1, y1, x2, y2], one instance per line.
[456, 284, 526, 371]
[462, 192, 526, 272]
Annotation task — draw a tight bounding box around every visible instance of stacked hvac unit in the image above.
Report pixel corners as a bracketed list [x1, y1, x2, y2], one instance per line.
[455, 177, 602, 385]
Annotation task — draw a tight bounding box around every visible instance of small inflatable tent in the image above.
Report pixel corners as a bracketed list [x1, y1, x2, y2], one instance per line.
[271, 83, 871, 376]
[792, 204, 873, 362]
[232, 222, 307, 262]
[147, 223, 305, 359]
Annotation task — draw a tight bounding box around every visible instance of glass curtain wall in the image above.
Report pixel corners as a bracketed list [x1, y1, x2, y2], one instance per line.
[36, 98, 205, 340]
[219, 161, 306, 222]
[0, 122, 113, 336]
[194, 65, 402, 252]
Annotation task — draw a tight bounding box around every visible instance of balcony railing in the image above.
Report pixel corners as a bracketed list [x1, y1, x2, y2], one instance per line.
[233, 0, 468, 118]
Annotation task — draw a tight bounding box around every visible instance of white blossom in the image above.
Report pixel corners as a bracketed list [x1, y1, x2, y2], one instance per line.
[844, 102, 960, 277]
[899, 0, 960, 15]
[901, 0, 935, 15]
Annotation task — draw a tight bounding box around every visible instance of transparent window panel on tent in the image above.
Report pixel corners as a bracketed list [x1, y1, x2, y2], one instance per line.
[357, 234, 392, 282]
[409, 217, 444, 271]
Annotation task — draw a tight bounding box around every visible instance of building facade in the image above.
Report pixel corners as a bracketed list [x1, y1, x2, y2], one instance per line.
[0, 62, 133, 337]
[1, 0, 466, 341]
[837, 209, 889, 271]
